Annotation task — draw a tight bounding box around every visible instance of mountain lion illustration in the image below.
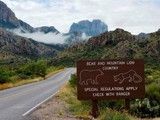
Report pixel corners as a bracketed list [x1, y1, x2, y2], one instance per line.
[79, 69, 104, 85]
[114, 70, 142, 84]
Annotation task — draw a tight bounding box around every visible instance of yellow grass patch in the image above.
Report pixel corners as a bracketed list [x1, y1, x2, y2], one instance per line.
[0, 68, 65, 90]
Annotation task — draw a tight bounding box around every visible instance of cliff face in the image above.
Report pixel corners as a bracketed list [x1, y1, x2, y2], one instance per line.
[0, 1, 20, 29]
[0, 1, 59, 34]
[69, 19, 108, 36]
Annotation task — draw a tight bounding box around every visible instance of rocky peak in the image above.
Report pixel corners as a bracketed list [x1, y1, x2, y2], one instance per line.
[86, 28, 141, 49]
[0, 1, 20, 29]
[150, 31, 160, 39]
[138, 32, 150, 39]
[18, 20, 34, 33]
[0, 1, 60, 35]
[69, 19, 108, 36]
[34, 26, 59, 34]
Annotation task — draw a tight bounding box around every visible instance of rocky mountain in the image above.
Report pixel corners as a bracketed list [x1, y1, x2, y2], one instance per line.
[0, 1, 20, 29]
[49, 29, 160, 66]
[34, 26, 59, 34]
[0, 1, 59, 34]
[138, 32, 150, 39]
[0, 28, 58, 64]
[69, 19, 108, 36]
[64, 31, 90, 46]
[18, 20, 34, 33]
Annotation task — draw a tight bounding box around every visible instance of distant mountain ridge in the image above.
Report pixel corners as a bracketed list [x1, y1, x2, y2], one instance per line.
[69, 19, 108, 36]
[138, 32, 150, 39]
[0, 28, 59, 64]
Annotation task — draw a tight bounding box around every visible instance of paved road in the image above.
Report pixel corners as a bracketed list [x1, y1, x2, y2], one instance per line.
[0, 68, 76, 120]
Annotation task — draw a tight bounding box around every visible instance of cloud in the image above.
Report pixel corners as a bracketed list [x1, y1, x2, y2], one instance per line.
[81, 33, 91, 40]
[2, 0, 160, 34]
[9, 28, 68, 44]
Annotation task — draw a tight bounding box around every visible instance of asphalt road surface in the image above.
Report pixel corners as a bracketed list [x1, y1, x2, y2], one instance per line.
[0, 68, 76, 120]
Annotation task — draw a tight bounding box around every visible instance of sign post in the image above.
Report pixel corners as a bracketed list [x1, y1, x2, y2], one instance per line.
[125, 99, 130, 113]
[77, 59, 145, 118]
[92, 100, 98, 118]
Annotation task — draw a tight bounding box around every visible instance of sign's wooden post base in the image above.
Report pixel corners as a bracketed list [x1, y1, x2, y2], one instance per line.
[92, 100, 98, 118]
[125, 99, 130, 113]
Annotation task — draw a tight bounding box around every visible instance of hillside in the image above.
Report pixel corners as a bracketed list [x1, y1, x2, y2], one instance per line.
[49, 29, 160, 66]
[0, 28, 58, 64]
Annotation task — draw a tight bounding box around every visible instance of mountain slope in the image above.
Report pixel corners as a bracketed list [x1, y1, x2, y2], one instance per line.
[49, 29, 160, 66]
[0, 28, 58, 64]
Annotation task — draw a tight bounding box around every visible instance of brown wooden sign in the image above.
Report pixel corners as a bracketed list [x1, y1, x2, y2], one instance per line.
[77, 59, 145, 100]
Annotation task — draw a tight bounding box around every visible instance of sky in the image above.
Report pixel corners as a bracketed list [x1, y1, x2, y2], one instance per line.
[1, 0, 160, 34]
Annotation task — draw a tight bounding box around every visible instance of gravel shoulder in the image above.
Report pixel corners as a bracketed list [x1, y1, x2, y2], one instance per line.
[30, 93, 80, 120]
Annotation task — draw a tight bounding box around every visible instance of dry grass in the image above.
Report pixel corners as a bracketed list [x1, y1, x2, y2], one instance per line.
[57, 83, 91, 119]
[46, 68, 66, 79]
[0, 68, 65, 90]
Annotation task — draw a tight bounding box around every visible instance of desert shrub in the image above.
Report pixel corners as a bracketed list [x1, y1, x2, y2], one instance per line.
[145, 67, 154, 76]
[145, 67, 160, 85]
[99, 108, 131, 120]
[69, 74, 77, 86]
[98, 99, 124, 111]
[131, 98, 159, 118]
[17, 60, 47, 79]
[146, 83, 160, 104]
[0, 69, 11, 84]
[131, 83, 160, 118]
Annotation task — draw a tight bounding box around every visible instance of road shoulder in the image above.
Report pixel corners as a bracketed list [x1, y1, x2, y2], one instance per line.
[30, 87, 80, 120]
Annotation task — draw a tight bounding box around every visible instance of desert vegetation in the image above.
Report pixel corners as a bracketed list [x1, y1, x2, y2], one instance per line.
[0, 60, 64, 90]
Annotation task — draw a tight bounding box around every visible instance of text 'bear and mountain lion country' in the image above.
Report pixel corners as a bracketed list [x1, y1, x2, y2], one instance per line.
[77, 59, 145, 100]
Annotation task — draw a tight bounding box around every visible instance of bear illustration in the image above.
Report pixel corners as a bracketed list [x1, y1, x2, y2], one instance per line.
[79, 69, 104, 85]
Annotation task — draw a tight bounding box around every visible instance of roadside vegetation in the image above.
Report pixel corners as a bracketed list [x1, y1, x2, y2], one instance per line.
[58, 66, 160, 119]
[0, 60, 65, 90]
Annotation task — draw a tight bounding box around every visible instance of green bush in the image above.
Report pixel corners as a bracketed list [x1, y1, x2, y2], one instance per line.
[17, 60, 47, 79]
[146, 83, 160, 104]
[69, 74, 77, 86]
[145, 67, 160, 85]
[99, 108, 131, 120]
[0, 69, 12, 84]
[131, 98, 159, 118]
[131, 83, 160, 118]
[99, 100, 124, 111]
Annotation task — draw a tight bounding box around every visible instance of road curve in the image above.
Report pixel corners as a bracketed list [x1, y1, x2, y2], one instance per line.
[0, 68, 76, 120]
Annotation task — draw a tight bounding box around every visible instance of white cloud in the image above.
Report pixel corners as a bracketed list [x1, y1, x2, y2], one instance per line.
[81, 33, 91, 40]
[9, 28, 68, 44]
[1, 0, 160, 34]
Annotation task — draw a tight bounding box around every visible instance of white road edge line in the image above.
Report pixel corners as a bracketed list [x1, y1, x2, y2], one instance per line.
[22, 90, 59, 116]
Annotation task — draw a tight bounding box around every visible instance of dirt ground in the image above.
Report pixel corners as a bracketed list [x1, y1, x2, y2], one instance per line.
[30, 96, 81, 120]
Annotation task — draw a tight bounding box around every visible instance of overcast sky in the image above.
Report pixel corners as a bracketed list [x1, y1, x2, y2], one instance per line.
[2, 0, 160, 34]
